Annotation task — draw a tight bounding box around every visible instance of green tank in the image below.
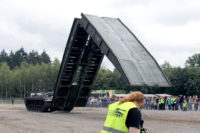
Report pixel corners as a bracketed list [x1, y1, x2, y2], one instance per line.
[25, 92, 53, 112]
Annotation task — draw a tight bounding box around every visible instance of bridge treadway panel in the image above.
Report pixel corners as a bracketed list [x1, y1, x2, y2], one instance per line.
[81, 14, 171, 87]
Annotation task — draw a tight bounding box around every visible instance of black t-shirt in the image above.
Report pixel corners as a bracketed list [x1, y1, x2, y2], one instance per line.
[125, 108, 141, 129]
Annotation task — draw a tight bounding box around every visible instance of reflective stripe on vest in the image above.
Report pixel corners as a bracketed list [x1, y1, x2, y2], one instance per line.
[101, 101, 139, 133]
[102, 126, 126, 133]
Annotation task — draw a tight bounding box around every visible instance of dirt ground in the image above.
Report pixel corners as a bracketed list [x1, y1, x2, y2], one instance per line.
[0, 104, 200, 133]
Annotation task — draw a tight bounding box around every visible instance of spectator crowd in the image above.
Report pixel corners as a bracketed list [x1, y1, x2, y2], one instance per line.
[142, 95, 199, 111]
[87, 94, 200, 111]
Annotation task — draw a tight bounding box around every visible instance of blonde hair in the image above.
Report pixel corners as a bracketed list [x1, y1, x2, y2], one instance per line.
[118, 91, 144, 105]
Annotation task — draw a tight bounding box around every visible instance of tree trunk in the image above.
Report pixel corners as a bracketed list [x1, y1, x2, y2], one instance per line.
[24, 84, 26, 98]
[6, 80, 7, 100]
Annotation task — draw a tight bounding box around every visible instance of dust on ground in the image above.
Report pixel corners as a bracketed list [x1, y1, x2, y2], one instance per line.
[0, 104, 200, 133]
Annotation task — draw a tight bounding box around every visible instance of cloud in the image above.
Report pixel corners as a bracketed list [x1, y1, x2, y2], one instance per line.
[0, 0, 200, 68]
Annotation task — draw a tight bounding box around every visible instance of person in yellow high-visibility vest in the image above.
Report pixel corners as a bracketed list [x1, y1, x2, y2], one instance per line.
[183, 100, 188, 111]
[160, 97, 165, 110]
[158, 98, 162, 110]
[101, 91, 145, 133]
[172, 96, 177, 110]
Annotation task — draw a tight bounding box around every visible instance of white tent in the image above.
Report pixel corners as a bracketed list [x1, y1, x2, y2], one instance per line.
[144, 94, 157, 98]
[113, 94, 128, 98]
[156, 94, 171, 97]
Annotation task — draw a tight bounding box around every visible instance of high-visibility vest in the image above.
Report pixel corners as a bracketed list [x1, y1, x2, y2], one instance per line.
[183, 102, 187, 107]
[173, 98, 177, 104]
[101, 101, 140, 133]
[159, 99, 164, 104]
[161, 98, 164, 104]
[158, 99, 161, 104]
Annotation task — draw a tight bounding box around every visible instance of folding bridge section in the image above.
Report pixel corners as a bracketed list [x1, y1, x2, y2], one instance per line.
[52, 18, 103, 111]
[52, 14, 171, 111]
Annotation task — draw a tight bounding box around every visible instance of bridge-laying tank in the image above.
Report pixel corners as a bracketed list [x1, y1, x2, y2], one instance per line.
[25, 13, 171, 112]
[25, 92, 53, 112]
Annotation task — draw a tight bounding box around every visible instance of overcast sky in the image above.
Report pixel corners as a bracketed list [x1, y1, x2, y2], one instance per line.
[0, 0, 200, 69]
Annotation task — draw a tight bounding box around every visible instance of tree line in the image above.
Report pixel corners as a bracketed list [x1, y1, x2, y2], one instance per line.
[0, 48, 199, 99]
[0, 48, 58, 99]
[0, 60, 60, 99]
[0, 48, 51, 70]
[92, 53, 200, 96]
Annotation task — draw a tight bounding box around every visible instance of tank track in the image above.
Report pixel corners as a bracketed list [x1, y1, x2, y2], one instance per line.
[25, 97, 52, 112]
